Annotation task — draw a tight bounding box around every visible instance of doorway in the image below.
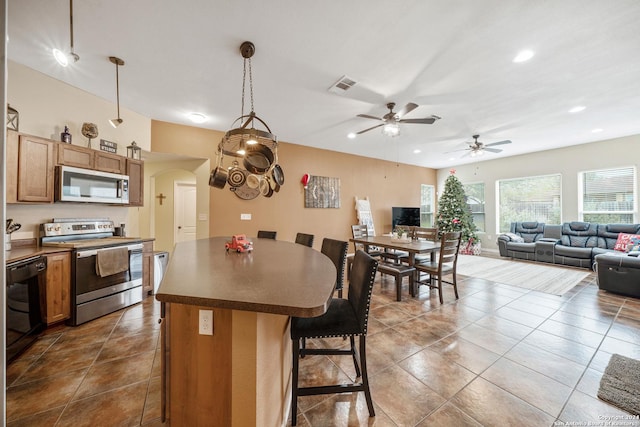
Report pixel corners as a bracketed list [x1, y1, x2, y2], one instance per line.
[174, 181, 197, 243]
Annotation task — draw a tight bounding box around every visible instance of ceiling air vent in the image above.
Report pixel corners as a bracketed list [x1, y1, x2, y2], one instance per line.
[328, 75, 357, 94]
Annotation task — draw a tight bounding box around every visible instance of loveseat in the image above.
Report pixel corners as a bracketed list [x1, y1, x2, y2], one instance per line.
[498, 221, 640, 268]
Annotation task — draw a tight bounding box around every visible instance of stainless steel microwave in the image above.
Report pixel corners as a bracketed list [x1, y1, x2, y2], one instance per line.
[56, 165, 129, 204]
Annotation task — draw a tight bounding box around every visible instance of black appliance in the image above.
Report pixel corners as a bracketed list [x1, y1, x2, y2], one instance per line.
[392, 207, 421, 230]
[6, 255, 47, 363]
[40, 219, 143, 325]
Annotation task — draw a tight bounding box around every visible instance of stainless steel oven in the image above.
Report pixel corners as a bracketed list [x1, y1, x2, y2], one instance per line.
[40, 219, 144, 326]
[73, 243, 143, 325]
[6, 255, 47, 363]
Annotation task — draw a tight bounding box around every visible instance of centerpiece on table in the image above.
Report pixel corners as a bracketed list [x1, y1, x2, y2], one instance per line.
[391, 226, 412, 243]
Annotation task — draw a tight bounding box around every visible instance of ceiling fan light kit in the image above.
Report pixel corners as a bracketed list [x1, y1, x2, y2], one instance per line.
[356, 101, 440, 137]
[210, 41, 284, 200]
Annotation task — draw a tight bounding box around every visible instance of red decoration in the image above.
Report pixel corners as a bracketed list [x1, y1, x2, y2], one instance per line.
[449, 168, 456, 175]
[301, 173, 310, 189]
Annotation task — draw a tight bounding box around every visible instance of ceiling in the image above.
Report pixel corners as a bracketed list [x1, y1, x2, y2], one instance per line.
[7, 0, 640, 169]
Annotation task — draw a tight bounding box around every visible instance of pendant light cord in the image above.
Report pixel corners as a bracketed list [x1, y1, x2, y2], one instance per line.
[115, 61, 120, 119]
[240, 57, 255, 123]
[70, 0, 75, 54]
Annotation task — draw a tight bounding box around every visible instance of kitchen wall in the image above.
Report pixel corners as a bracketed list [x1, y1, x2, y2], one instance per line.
[6, 61, 152, 241]
[151, 120, 438, 249]
[439, 133, 640, 251]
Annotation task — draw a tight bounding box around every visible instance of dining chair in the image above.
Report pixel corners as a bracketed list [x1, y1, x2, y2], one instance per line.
[413, 227, 438, 264]
[257, 230, 277, 239]
[414, 231, 462, 304]
[290, 250, 378, 426]
[348, 224, 382, 279]
[321, 237, 348, 298]
[294, 232, 314, 248]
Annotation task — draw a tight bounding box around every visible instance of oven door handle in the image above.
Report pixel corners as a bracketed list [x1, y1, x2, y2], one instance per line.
[76, 243, 144, 258]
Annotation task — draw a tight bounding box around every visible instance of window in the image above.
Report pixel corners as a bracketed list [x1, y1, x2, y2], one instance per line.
[579, 166, 636, 223]
[497, 174, 561, 232]
[420, 184, 435, 227]
[464, 182, 485, 232]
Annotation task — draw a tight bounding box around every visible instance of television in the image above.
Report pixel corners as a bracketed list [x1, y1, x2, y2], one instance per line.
[391, 207, 421, 230]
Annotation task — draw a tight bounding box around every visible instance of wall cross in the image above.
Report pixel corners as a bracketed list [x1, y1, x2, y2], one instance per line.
[156, 193, 167, 205]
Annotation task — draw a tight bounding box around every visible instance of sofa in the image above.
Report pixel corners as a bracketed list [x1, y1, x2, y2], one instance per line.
[498, 221, 640, 268]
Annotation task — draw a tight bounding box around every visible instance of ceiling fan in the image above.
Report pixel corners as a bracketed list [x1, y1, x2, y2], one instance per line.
[458, 134, 512, 157]
[356, 102, 441, 136]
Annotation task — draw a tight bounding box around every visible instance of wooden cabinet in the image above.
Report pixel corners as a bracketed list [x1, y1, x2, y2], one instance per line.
[7, 131, 144, 204]
[57, 143, 94, 169]
[127, 159, 144, 206]
[44, 252, 71, 324]
[6, 130, 19, 203]
[95, 151, 126, 174]
[16, 134, 56, 202]
[142, 241, 154, 295]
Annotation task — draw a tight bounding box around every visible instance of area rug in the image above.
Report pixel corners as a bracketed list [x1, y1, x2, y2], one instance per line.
[455, 255, 590, 296]
[598, 353, 640, 416]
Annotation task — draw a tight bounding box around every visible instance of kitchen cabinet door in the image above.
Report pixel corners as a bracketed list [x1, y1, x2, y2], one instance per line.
[127, 159, 144, 207]
[44, 252, 71, 324]
[17, 134, 56, 202]
[142, 241, 154, 295]
[6, 130, 19, 203]
[57, 143, 94, 169]
[95, 151, 126, 174]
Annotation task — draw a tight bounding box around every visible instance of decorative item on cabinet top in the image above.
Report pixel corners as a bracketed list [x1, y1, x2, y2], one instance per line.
[208, 41, 285, 200]
[82, 122, 98, 147]
[7, 104, 19, 131]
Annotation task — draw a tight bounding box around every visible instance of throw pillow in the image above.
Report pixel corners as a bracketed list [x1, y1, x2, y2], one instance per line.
[614, 233, 640, 251]
[626, 236, 640, 253]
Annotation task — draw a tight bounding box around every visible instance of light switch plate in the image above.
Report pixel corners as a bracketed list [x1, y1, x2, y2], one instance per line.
[240, 213, 252, 220]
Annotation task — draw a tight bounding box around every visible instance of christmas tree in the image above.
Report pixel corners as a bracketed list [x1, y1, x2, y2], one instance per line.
[436, 169, 478, 245]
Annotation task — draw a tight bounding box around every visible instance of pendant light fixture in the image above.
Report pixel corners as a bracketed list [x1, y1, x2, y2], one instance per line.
[108, 56, 125, 128]
[53, 0, 80, 66]
[210, 41, 284, 199]
[218, 41, 277, 156]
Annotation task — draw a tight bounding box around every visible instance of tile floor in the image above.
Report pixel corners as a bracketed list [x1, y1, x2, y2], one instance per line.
[6, 257, 640, 427]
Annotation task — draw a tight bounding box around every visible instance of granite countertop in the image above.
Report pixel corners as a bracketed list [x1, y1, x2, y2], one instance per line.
[5, 237, 155, 264]
[155, 237, 337, 318]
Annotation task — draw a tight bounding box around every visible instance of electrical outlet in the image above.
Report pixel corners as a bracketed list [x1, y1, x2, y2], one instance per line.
[240, 213, 252, 220]
[199, 309, 213, 335]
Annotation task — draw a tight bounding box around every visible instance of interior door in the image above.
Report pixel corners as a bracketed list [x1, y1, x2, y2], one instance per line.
[174, 182, 197, 243]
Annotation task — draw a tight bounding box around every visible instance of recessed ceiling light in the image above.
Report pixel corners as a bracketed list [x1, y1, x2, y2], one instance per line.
[347, 132, 356, 139]
[592, 128, 603, 133]
[188, 113, 207, 124]
[568, 106, 586, 113]
[448, 157, 456, 161]
[513, 50, 534, 63]
[413, 149, 421, 154]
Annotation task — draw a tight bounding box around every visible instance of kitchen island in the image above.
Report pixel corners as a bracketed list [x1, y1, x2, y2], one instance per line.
[155, 237, 337, 426]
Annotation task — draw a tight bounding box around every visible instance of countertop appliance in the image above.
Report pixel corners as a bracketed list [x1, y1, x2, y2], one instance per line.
[40, 218, 143, 325]
[6, 255, 47, 363]
[56, 165, 130, 204]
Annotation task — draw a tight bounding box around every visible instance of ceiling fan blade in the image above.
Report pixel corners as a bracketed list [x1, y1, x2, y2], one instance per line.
[443, 148, 468, 154]
[399, 118, 436, 124]
[356, 123, 384, 135]
[396, 102, 418, 118]
[484, 148, 503, 153]
[484, 139, 512, 147]
[357, 114, 383, 121]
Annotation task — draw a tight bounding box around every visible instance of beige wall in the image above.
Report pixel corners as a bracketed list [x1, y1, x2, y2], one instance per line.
[440, 134, 640, 250]
[151, 120, 437, 250]
[6, 61, 152, 239]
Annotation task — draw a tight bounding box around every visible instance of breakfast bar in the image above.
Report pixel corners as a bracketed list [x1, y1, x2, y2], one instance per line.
[155, 237, 337, 426]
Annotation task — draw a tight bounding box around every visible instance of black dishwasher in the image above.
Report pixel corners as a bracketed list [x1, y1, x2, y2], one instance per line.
[6, 255, 47, 363]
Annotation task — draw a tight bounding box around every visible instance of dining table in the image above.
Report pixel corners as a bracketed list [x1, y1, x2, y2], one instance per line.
[349, 234, 441, 270]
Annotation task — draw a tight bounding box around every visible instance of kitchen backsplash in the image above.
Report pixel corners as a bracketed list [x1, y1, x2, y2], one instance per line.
[7, 204, 130, 242]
